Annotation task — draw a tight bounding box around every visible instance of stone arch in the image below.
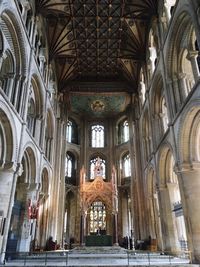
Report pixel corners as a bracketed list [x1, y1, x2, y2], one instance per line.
[20, 145, 37, 185]
[158, 142, 176, 186]
[0, 101, 17, 166]
[150, 74, 164, 114]
[27, 75, 45, 139]
[157, 142, 187, 251]
[1, 8, 28, 75]
[166, 9, 198, 80]
[31, 75, 45, 116]
[150, 74, 169, 143]
[39, 163, 51, 185]
[40, 168, 49, 195]
[177, 99, 200, 164]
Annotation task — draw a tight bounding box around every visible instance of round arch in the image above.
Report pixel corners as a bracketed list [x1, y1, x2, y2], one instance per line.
[166, 10, 197, 79]
[157, 142, 176, 186]
[1, 9, 28, 75]
[31, 75, 46, 116]
[177, 99, 200, 164]
[0, 102, 17, 166]
[19, 145, 37, 185]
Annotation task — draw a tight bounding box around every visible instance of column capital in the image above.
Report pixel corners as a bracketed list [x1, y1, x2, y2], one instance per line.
[0, 161, 18, 172]
[187, 50, 199, 60]
[175, 162, 200, 173]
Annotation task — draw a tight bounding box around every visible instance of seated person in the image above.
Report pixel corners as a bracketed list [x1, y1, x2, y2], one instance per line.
[46, 236, 56, 251]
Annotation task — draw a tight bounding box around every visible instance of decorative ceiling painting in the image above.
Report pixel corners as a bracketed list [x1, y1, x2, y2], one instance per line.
[70, 93, 131, 117]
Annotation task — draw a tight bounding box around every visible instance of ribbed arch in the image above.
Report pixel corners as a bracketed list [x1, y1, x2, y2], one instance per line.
[0, 107, 14, 167]
[1, 9, 27, 75]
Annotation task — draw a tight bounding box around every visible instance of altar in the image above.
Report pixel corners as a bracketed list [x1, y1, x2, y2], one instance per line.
[85, 235, 112, 246]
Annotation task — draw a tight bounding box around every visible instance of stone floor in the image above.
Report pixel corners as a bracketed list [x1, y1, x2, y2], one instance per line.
[1, 247, 200, 266]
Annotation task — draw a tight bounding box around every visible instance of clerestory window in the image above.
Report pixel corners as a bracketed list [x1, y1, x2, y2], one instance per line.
[65, 153, 72, 178]
[66, 119, 79, 144]
[122, 153, 131, 178]
[118, 119, 129, 144]
[91, 124, 104, 148]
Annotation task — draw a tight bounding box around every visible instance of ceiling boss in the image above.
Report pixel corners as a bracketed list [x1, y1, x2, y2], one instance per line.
[91, 100, 105, 112]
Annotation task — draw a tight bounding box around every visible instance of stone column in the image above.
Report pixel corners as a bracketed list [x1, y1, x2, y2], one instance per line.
[187, 50, 200, 82]
[159, 185, 180, 252]
[80, 211, 86, 246]
[178, 73, 188, 102]
[0, 163, 22, 264]
[177, 163, 200, 263]
[112, 213, 118, 246]
[172, 78, 182, 109]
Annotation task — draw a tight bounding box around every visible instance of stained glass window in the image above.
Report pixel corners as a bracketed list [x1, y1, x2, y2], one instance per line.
[91, 125, 104, 147]
[89, 201, 106, 233]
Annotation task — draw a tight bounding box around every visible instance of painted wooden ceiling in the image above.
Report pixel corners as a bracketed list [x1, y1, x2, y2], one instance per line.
[36, 0, 158, 117]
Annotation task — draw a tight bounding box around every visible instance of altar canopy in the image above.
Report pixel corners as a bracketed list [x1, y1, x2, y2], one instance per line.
[80, 159, 118, 236]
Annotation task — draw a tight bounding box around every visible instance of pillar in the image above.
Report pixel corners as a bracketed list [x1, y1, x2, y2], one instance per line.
[159, 185, 180, 252]
[0, 164, 22, 264]
[187, 50, 200, 82]
[112, 213, 118, 246]
[177, 164, 200, 263]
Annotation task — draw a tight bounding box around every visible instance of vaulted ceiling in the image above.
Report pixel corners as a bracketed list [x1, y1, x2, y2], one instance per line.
[36, 0, 158, 117]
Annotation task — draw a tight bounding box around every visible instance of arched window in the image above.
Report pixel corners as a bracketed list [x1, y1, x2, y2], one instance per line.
[118, 119, 129, 144]
[27, 98, 36, 136]
[89, 201, 106, 233]
[122, 153, 131, 178]
[161, 96, 169, 132]
[90, 156, 106, 180]
[67, 120, 72, 142]
[66, 119, 79, 144]
[91, 124, 104, 148]
[139, 69, 146, 105]
[65, 153, 72, 178]
[164, 0, 177, 22]
[0, 51, 15, 97]
[65, 152, 76, 185]
[148, 28, 158, 78]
